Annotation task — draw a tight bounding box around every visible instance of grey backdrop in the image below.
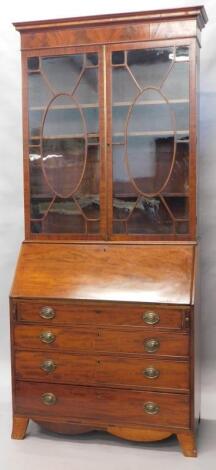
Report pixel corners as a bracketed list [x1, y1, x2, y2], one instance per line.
[0, 0, 215, 423]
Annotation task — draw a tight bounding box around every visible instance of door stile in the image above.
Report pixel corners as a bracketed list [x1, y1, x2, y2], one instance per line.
[105, 45, 113, 240]
[99, 45, 108, 239]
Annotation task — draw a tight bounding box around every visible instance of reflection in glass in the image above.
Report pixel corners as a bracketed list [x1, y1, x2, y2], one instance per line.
[127, 47, 174, 89]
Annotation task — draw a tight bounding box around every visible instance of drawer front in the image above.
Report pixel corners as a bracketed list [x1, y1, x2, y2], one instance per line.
[14, 325, 189, 357]
[15, 351, 189, 391]
[15, 381, 190, 429]
[16, 301, 186, 330]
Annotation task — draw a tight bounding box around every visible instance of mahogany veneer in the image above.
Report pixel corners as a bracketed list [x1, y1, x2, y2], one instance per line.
[10, 5, 207, 457]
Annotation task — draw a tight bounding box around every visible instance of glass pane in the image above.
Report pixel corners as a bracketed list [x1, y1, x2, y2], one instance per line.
[112, 67, 138, 104]
[176, 221, 189, 234]
[112, 51, 125, 65]
[86, 53, 98, 67]
[42, 198, 86, 233]
[41, 55, 84, 93]
[74, 69, 98, 105]
[112, 45, 190, 236]
[164, 196, 188, 220]
[29, 147, 53, 198]
[28, 52, 100, 235]
[127, 47, 174, 89]
[28, 57, 39, 71]
[162, 57, 189, 100]
[28, 73, 52, 108]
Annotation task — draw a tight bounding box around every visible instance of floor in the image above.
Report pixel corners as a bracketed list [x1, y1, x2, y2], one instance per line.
[1, 412, 216, 470]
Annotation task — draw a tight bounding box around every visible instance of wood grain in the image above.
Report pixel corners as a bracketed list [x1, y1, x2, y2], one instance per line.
[11, 416, 29, 439]
[14, 381, 190, 428]
[11, 242, 195, 304]
[177, 431, 197, 457]
[16, 300, 187, 329]
[15, 351, 189, 391]
[14, 324, 189, 357]
[107, 426, 172, 442]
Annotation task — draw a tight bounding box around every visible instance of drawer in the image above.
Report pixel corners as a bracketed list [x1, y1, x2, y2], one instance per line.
[15, 351, 189, 392]
[14, 325, 189, 357]
[14, 381, 190, 429]
[16, 301, 188, 330]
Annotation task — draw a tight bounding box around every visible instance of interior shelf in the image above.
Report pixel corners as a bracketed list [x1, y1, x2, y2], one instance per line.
[29, 98, 189, 112]
[113, 130, 189, 137]
[29, 130, 188, 140]
[30, 133, 99, 140]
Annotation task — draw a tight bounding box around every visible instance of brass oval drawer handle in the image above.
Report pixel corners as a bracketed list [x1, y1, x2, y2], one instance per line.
[143, 401, 160, 415]
[40, 306, 55, 320]
[143, 367, 160, 379]
[143, 311, 160, 325]
[41, 360, 57, 373]
[40, 331, 56, 344]
[41, 392, 57, 406]
[144, 338, 160, 353]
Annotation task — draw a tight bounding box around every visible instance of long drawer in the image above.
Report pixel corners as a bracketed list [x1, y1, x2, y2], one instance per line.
[16, 301, 188, 330]
[14, 325, 189, 357]
[14, 381, 190, 429]
[15, 351, 189, 392]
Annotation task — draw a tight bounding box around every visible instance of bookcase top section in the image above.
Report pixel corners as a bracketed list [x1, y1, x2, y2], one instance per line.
[11, 242, 196, 305]
[13, 6, 207, 33]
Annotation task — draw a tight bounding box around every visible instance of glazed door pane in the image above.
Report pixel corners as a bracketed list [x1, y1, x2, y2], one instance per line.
[28, 52, 101, 235]
[111, 45, 189, 235]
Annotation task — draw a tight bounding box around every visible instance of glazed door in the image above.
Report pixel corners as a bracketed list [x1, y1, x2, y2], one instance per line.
[27, 46, 106, 238]
[107, 41, 191, 239]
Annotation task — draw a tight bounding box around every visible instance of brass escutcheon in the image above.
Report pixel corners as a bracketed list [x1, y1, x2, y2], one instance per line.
[40, 306, 55, 320]
[41, 392, 57, 406]
[144, 338, 160, 353]
[143, 311, 160, 325]
[40, 331, 56, 344]
[143, 401, 160, 415]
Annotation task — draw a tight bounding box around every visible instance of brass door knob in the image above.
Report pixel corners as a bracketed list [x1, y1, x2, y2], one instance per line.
[143, 311, 160, 325]
[41, 392, 57, 406]
[41, 360, 56, 373]
[40, 331, 56, 344]
[40, 306, 55, 320]
[143, 401, 160, 415]
[143, 367, 160, 379]
[144, 338, 160, 353]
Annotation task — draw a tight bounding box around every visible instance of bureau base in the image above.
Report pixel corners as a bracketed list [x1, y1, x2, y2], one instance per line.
[11, 415, 197, 457]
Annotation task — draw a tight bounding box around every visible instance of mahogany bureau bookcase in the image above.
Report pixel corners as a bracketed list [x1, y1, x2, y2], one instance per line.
[10, 6, 207, 457]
